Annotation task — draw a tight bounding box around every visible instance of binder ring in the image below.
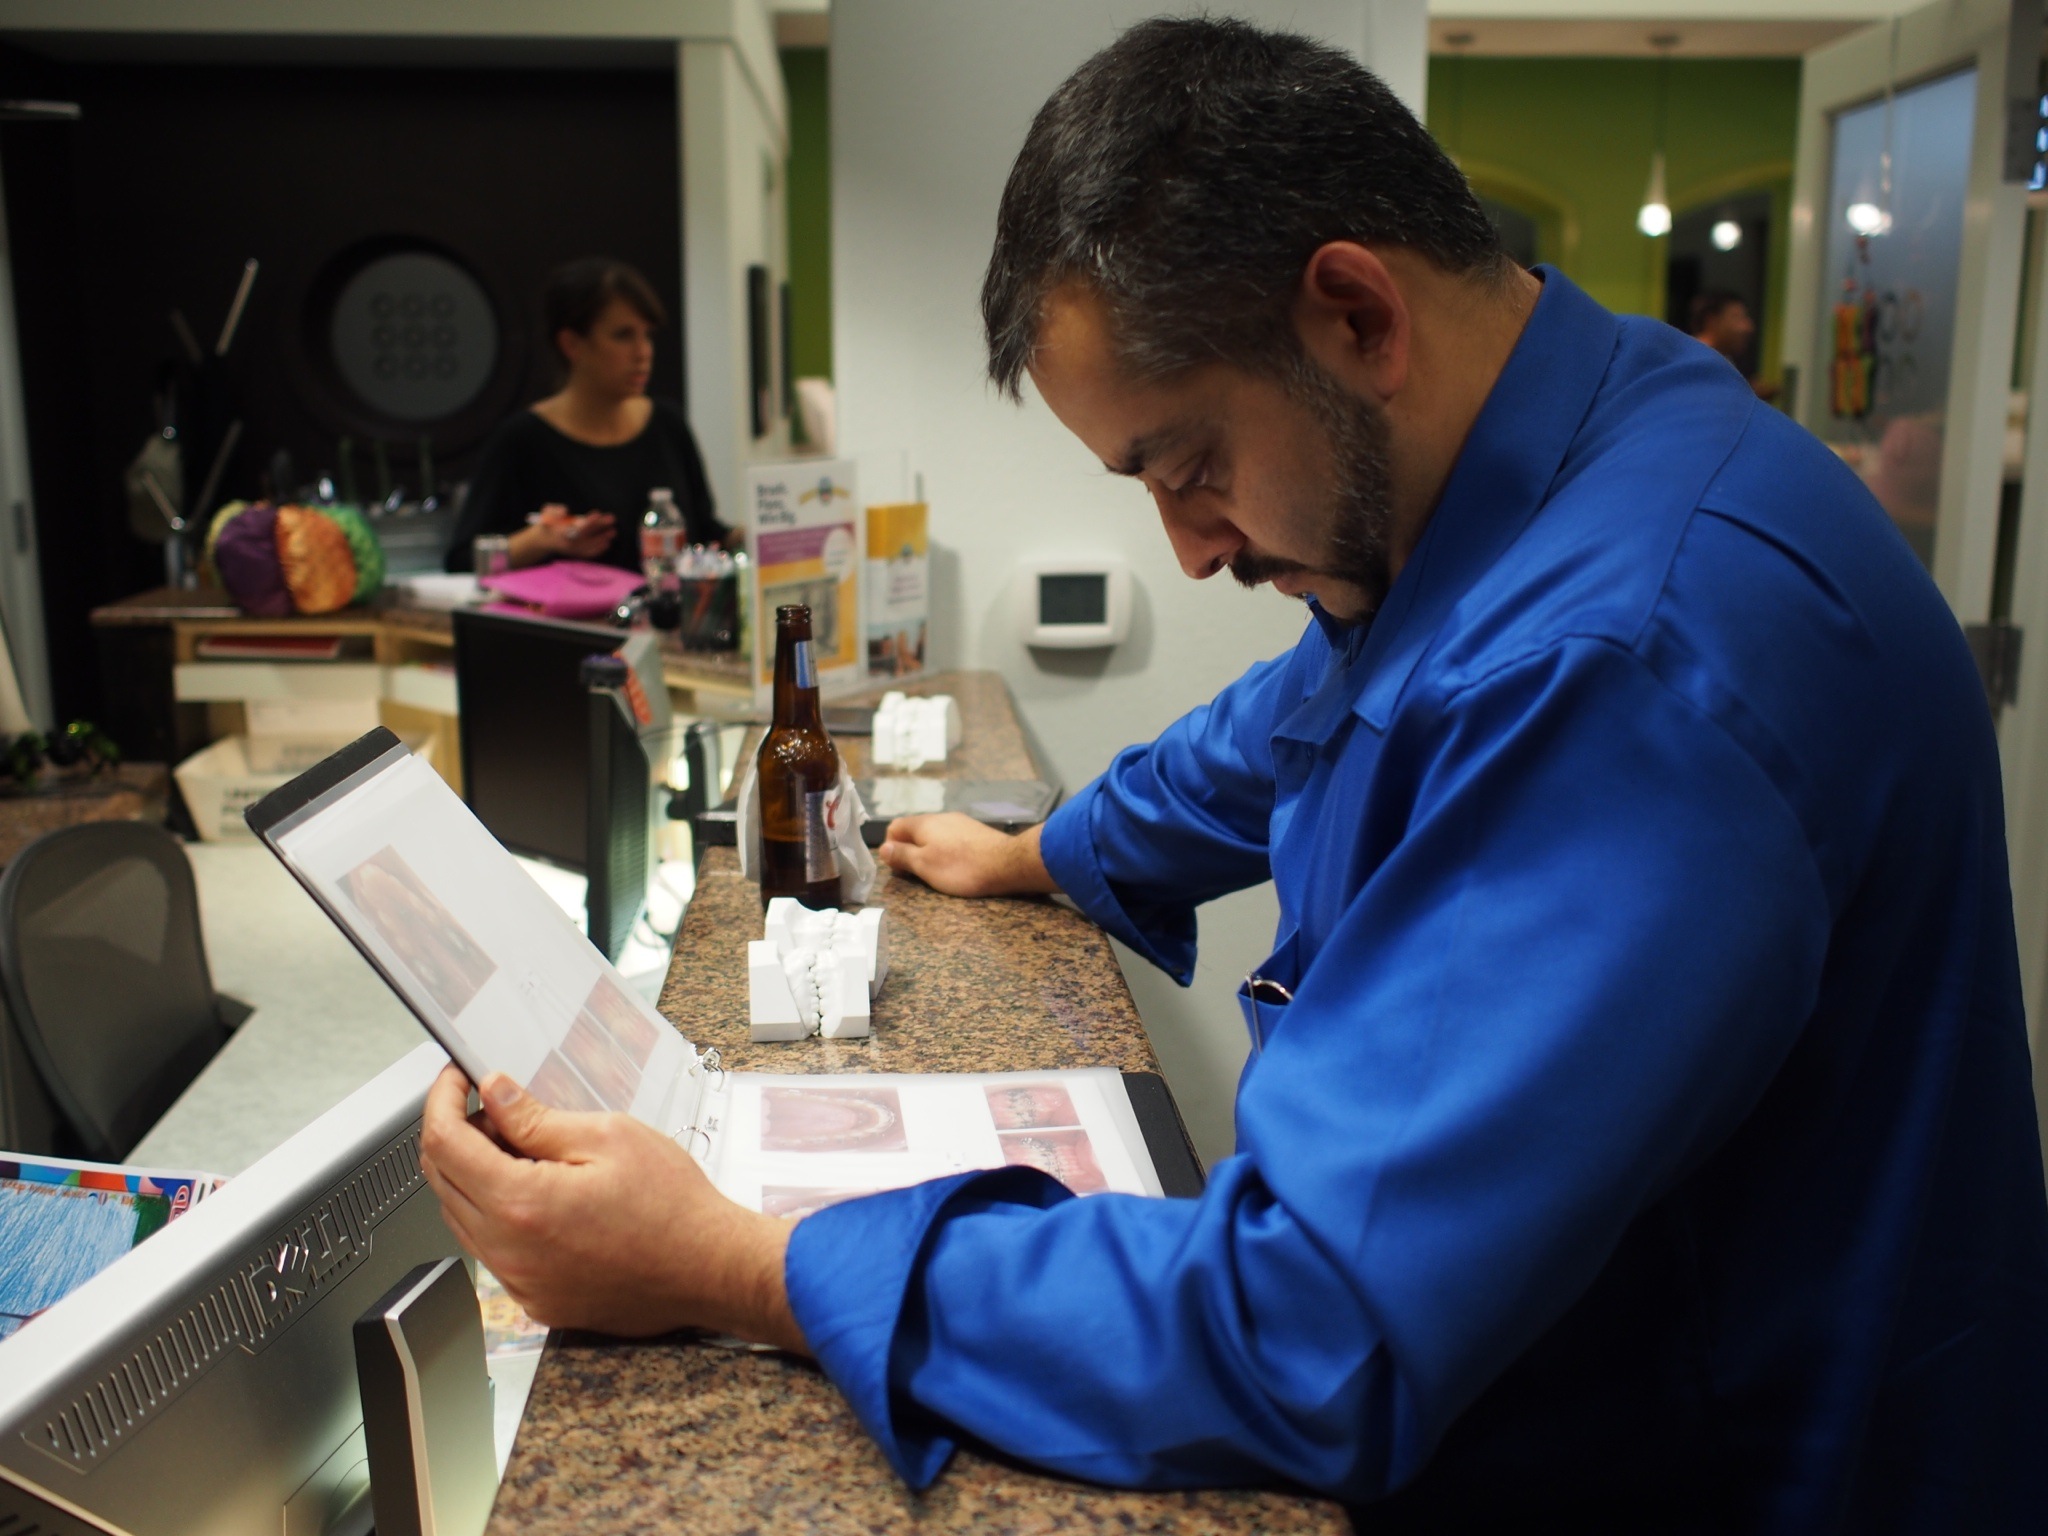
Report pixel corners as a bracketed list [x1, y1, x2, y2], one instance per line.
[701, 1047, 726, 1092]
[679, 1124, 713, 1159]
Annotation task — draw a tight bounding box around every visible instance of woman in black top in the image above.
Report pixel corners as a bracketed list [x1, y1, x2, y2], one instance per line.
[446, 257, 730, 571]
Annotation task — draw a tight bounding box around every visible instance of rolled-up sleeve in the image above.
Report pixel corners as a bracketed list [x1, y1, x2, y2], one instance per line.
[1038, 646, 1303, 982]
[785, 639, 1833, 1503]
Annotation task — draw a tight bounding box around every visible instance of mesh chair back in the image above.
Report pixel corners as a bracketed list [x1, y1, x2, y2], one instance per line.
[0, 822, 228, 1161]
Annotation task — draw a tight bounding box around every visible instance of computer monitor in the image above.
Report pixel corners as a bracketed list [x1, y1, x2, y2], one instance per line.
[0, 1043, 460, 1536]
[452, 608, 627, 870]
[583, 656, 657, 963]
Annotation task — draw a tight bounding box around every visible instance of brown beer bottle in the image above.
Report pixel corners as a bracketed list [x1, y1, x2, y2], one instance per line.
[757, 604, 842, 910]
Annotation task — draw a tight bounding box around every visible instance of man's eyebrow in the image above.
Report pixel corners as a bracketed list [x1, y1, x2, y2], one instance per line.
[1105, 423, 1195, 478]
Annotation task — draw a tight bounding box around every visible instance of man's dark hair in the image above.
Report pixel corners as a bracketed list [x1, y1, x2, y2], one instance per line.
[1689, 290, 1749, 334]
[543, 257, 668, 358]
[982, 17, 1504, 399]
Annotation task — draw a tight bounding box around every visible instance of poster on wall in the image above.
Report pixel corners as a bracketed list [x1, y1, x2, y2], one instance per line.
[745, 460, 864, 707]
[865, 501, 928, 679]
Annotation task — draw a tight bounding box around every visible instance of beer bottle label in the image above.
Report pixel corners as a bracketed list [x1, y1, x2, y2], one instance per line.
[804, 787, 840, 883]
[793, 639, 817, 689]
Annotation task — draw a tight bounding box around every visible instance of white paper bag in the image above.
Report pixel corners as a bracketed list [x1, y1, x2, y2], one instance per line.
[734, 758, 876, 907]
[832, 768, 878, 906]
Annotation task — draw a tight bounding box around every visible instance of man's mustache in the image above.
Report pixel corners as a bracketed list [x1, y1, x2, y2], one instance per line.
[1229, 550, 1317, 589]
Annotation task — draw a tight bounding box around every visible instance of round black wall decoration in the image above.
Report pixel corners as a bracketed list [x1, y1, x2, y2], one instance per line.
[327, 249, 499, 422]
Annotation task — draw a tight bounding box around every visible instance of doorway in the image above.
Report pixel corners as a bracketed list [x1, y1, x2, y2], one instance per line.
[1666, 190, 1773, 373]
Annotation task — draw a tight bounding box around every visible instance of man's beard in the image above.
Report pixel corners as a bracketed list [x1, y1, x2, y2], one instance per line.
[1228, 355, 1395, 613]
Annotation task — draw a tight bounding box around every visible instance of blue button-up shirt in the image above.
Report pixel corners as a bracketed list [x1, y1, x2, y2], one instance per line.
[786, 271, 2048, 1528]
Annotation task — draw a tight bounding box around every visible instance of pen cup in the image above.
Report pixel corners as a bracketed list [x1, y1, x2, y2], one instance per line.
[472, 534, 512, 579]
[677, 573, 740, 651]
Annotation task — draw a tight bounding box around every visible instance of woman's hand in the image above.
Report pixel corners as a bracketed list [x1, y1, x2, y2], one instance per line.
[877, 814, 1059, 898]
[420, 1066, 806, 1348]
[510, 504, 617, 566]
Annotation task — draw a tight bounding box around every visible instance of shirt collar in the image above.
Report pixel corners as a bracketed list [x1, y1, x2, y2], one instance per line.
[1274, 268, 1619, 748]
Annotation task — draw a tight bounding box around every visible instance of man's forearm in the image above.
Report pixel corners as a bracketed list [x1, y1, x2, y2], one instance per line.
[713, 1213, 808, 1353]
[1002, 824, 1059, 895]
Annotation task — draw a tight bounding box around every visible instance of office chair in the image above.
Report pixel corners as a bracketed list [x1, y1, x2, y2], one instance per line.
[676, 718, 725, 867]
[0, 821, 249, 1161]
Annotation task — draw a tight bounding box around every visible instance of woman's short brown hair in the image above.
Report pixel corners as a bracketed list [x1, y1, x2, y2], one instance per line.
[542, 257, 668, 357]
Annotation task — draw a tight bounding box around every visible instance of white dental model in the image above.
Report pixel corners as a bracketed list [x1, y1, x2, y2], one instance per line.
[748, 898, 890, 1042]
[869, 691, 961, 770]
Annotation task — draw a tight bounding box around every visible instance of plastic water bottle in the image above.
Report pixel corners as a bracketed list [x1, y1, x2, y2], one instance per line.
[641, 487, 685, 590]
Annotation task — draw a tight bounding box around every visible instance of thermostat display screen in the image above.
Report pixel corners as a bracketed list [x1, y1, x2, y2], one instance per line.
[1039, 573, 1107, 626]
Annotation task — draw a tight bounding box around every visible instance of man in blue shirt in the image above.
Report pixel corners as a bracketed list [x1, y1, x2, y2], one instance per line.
[420, 18, 2048, 1527]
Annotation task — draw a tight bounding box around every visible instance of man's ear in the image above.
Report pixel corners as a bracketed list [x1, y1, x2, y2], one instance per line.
[1295, 242, 1410, 402]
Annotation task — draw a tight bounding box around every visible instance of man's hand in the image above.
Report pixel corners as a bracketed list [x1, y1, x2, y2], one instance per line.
[877, 813, 1059, 897]
[418, 1065, 806, 1350]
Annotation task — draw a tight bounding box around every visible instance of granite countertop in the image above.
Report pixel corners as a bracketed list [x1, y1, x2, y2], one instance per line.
[836, 669, 1050, 783]
[488, 672, 1345, 1534]
[0, 764, 169, 868]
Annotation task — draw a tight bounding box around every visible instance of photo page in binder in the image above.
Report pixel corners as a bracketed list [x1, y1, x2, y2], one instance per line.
[271, 752, 701, 1131]
[696, 1067, 1162, 1209]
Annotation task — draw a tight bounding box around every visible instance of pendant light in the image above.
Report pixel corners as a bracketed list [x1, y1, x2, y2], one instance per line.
[1637, 35, 1679, 238]
[1638, 153, 1671, 237]
[1847, 20, 1899, 238]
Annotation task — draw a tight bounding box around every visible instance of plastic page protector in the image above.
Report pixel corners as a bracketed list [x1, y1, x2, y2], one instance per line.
[272, 754, 700, 1131]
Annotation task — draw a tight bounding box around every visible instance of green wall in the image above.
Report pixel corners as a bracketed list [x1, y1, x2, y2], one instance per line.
[782, 46, 832, 383]
[1428, 56, 1801, 381]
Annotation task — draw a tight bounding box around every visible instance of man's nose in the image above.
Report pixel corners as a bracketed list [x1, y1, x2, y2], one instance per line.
[1155, 495, 1242, 580]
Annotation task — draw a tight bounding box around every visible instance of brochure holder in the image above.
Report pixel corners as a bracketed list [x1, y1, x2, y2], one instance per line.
[743, 460, 865, 712]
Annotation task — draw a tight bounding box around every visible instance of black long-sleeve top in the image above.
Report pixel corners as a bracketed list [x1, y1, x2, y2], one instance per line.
[445, 399, 724, 571]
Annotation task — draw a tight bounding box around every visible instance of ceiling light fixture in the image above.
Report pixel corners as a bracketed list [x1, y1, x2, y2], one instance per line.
[1638, 35, 1680, 240]
[1711, 219, 1743, 251]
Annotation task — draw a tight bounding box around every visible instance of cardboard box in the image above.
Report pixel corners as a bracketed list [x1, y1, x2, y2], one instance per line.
[177, 733, 433, 841]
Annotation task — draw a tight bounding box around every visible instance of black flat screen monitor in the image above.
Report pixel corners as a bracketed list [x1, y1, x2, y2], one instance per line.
[585, 662, 655, 963]
[453, 608, 623, 870]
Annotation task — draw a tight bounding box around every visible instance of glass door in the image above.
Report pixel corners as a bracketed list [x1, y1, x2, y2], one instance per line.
[1812, 68, 1978, 566]
[1784, 0, 2029, 624]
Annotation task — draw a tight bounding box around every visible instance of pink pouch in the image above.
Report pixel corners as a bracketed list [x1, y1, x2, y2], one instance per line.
[479, 560, 644, 621]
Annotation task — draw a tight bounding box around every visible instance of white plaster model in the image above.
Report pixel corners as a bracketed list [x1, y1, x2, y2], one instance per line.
[748, 899, 890, 1042]
[870, 691, 961, 770]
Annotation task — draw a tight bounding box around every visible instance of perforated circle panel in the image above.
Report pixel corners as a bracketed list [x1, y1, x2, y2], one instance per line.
[328, 250, 498, 423]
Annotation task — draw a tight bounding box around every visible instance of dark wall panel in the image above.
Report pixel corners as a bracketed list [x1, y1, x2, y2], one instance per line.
[0, 52, 681, 729]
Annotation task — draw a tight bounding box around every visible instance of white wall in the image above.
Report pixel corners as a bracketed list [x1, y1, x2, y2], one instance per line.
[682, 23, 794, 526]
[832, 0, 1429, 1162]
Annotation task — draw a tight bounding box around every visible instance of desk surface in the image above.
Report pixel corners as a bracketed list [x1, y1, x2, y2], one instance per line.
[488, 672, 1345, 1534]
[88, 585, 754, 697]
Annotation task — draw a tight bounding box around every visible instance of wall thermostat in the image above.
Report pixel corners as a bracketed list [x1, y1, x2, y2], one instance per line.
[1023, 558, 1132, 649]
